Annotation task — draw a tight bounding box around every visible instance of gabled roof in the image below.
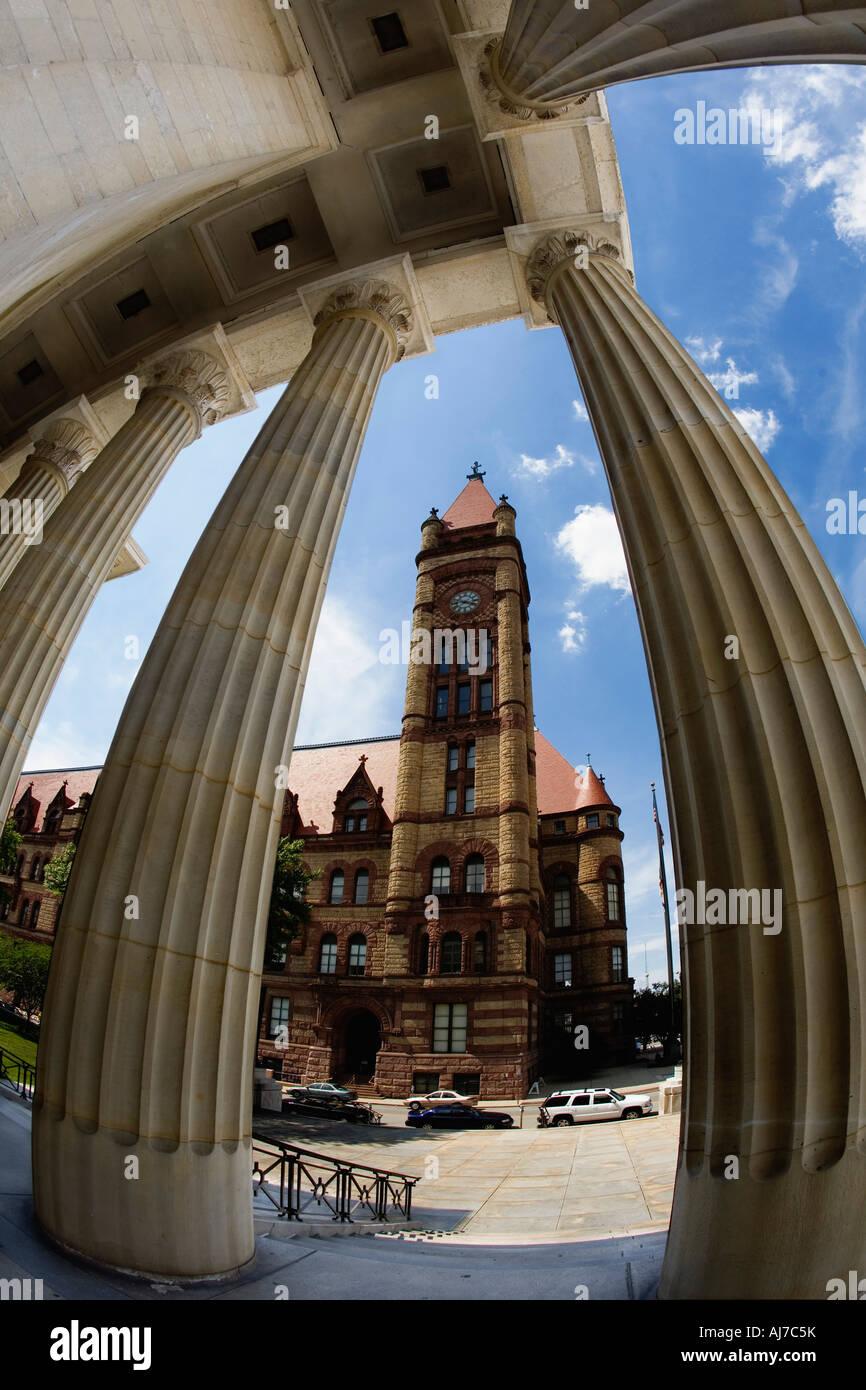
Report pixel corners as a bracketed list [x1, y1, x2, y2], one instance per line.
[288, 738, 403, 832]
[441, 476, 498, 530]
[10, 767, 100, 831]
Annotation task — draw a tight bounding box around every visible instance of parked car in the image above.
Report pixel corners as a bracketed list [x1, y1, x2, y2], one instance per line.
[287, 1081, 358, 1103]
[537, 1088, 653, 1127]
[406, 1104, 513, 1131]
[405, 1087, 479, 1110]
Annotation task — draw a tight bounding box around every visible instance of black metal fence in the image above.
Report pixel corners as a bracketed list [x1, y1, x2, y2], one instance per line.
[0, 1044, 35, 1101]
[252, 1131, 418, 1224]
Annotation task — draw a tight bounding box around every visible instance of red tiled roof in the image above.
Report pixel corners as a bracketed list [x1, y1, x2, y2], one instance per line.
[12, 767, 100, 830]
[574, 764, 614, 810]
[288, 740, 403, 832]
[441, 478, 498, 530]
[534, 730, 579, 815]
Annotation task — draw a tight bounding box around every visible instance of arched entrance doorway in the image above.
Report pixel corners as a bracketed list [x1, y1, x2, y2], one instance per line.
[337, 1009, 381, 1083]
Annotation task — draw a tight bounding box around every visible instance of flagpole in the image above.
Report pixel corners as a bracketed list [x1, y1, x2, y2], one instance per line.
[651, 782, 678, 1057]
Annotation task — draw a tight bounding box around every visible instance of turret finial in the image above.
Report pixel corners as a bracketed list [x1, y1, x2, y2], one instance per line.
[467, 461, 486, 480]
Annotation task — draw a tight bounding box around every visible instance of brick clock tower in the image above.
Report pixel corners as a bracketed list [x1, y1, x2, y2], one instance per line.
[377, 464, 542, 1099]
[255, 468, 633, 1099]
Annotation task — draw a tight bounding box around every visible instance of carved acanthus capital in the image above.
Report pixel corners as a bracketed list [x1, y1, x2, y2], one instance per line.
[313, 279, 413, 361]
[145, 349, 231, 429]
[526, 230, 625, 310]
[30, 418, 100, 485]
[479, 37, 588, 123]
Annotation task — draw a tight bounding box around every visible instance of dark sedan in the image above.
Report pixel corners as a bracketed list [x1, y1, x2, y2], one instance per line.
[405, 1104, 513, 1130]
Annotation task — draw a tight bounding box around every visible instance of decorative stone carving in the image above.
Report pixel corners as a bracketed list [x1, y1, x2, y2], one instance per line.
[313, 279, 413, 361]
[526, 230, 624, 309]
[479, 36, 588, 122]
[145, 349, 231, 429]
[31, 418, 100, 485]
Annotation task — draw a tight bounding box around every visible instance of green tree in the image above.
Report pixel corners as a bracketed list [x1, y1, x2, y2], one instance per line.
[264, 838, 319, 966]
[43, 841, 76, 898]
[0, 940, 51, 1020]
[633, 977, 682, 1048]
[0, 817, 22, 913]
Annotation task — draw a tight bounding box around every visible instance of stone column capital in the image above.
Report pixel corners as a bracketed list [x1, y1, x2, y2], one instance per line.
[526, 229, 629, 314]
[312, 279, 413, 363]
[29, 418, 101, 492]
[143, 349, 231, 432]
[480, 35, 588, 123]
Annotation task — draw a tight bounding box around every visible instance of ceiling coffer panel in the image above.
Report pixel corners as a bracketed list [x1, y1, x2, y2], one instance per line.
[368, 126, 500, 241]
[319, 1, 454, 97]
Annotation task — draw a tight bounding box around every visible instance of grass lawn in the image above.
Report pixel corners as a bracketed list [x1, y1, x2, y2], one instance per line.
[0, 1021, 37, 1067]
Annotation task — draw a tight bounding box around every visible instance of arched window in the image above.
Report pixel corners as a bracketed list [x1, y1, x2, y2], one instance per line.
[37, 859, 46, 882]
[30, 857, 40, 881]
[30, 901, 39, 929]
[16, 855, 24, 878]
[441, 932, 462, 975]
[329, 869, 344, 904]
[19, 900, 29, 926]
[419, 933, 429, 974]
[525, 931, 532, 974]
[354, 868, 369, 905]
[345, 799, 368, 833]
[43, 807, 61, 834]
[473, 930, 487, 973]
[0, 897, 8, 920]
[553, 873, 571, 928]
[606, 867, 623, 921]
[319, 933, 337, 974]
[348, 934, 367, 977]
[465, 854, 485, 893]
[431, 857, 450, 894]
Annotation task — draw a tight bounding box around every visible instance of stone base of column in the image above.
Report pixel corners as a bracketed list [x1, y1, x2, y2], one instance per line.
[661, 1154, 866, 1300]
[32, 1114, 254, 1279]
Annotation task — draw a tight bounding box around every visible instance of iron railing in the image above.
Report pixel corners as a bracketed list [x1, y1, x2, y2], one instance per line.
[0, 1044, 36, 1100]
[252, 1132, 418, 1224]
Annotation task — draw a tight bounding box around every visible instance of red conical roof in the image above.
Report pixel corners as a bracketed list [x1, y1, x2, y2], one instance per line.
[441, 477, 498, 530]
[574, 764, 614, 810]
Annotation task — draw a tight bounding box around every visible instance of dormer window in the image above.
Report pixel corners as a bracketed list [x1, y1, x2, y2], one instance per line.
[345, 799, 368, 833]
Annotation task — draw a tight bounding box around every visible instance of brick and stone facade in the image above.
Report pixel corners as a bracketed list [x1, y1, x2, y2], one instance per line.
[0, 768, 97, 944]
[257, 471, 634, 1098]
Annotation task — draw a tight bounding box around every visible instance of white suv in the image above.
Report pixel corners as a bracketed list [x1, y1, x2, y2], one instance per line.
[538, 1088, 653, 1127]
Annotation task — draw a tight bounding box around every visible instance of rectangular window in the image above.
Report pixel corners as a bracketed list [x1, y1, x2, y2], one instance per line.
[612, 945, 624, 982]
[553, 1010, 573, 1034]
[585, 813, 600, 828]
[435, 687, 449, 718]
[447, 746, 459, 772]
[612, 1003, 624, 1032]
[607, 880, 622, 919]
[464, 784, 475, 814]
[455, 1073, 480, 1096]
[479, 680, 493, 712]
[445, 787, 457, 815]
[554, 953, 573, 988]
[466, 741, 476, 769]
[413, 1072, 439, 1095]
[433, 1002, 468, 1053]
[268, 996, 290, 1040]
[553, 819, 566, 835]
[457, 683, 471, 715]
[607, 814, 616, 827]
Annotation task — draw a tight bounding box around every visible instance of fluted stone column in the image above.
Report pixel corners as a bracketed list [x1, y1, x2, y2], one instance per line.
[486, 1, 866, 113]
[526, 229, 866, 1299]
[0, 350, 229, 819]
[0, 420, 100, 592]
[33, 279, 410, 1278]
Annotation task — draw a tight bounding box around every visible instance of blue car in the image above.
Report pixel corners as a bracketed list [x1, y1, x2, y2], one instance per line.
[405, 1104, 513, 1130]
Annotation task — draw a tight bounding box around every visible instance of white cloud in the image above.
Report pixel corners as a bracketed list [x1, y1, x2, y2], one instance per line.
[740, 67, 866, 249]
[733, 406, 782, 452]
[516, 443, 575, 479]
[572, 399, 589, 422]
[558, 608, 588, 653]
[295, 597, 399, 745]
[554, 504, 630, 593]
[707, 357, 758, 397]
[685, 334, 722, 366]
[24, 720, 105, 772]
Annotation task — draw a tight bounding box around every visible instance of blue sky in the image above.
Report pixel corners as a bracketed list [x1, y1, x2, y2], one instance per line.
[25, 65, 866, 986]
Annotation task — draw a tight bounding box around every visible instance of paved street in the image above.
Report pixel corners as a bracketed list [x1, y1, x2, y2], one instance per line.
[253, 1104, 679, 1238]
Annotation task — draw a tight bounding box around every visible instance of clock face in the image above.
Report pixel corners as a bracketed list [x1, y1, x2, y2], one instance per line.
[450, 589, 480, 615]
